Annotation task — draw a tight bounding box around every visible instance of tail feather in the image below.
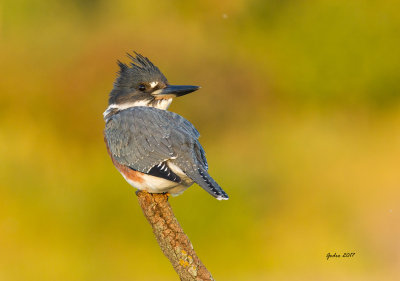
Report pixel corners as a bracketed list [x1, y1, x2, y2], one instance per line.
[195, 168, 229, 200]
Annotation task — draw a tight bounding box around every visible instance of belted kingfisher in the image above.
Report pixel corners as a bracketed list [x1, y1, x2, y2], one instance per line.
[103, 52, 229, 200]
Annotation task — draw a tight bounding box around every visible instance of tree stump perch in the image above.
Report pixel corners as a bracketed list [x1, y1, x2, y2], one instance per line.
[136, 191, 214, 281]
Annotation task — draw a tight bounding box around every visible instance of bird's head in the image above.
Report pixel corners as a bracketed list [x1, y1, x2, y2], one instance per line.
[107, 52, 200, 111]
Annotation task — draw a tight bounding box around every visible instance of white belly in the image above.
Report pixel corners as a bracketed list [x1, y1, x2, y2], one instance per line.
[121, 170, 193, 196]
[120, 161, 194, 196]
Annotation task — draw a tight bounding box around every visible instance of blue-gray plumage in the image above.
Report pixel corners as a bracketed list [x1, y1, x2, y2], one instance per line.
[104, 52, 228, 200]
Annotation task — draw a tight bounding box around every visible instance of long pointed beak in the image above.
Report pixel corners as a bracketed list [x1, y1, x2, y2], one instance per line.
[152, 85, 200, 98]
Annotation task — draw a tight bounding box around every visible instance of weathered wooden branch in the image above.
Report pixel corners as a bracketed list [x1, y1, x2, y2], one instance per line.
[136, 191, 214, 281]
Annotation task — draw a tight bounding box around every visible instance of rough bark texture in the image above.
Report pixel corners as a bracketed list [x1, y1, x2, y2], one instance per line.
[136, 191, 214, 281]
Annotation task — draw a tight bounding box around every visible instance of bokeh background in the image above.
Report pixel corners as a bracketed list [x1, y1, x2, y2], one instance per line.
[1, 0, 399, 280]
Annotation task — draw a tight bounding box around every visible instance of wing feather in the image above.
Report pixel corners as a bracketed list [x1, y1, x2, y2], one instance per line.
[104, 107, 207, 174]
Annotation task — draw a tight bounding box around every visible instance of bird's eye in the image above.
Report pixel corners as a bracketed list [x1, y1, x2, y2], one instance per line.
[138, 84, 146, 91]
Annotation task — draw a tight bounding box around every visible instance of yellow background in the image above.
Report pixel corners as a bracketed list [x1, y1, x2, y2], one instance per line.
[1, 0, 399, 280]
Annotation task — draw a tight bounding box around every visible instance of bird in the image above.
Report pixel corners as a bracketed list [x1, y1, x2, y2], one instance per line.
[103, 52, 229, 200]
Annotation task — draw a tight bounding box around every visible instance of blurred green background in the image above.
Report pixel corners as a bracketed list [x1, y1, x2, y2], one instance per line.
[1, 0, 399, 280]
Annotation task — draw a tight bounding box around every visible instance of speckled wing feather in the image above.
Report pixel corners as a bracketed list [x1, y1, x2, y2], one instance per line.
[104, 107, 208, 174]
